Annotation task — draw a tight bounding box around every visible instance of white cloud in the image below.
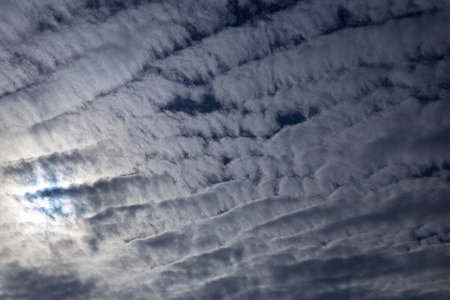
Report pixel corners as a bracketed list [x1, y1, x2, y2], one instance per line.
[1, 0, 450, 299]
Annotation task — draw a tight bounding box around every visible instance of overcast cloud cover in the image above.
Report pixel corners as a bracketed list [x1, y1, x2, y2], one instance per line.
[0, 0, 449, 299]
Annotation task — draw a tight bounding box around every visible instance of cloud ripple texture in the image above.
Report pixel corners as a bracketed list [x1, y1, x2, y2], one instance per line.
[0, 0, 449, 299]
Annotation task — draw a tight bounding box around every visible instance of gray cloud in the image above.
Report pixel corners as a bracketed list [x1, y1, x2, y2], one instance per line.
[0, 0, 449, 299]
[0, 263, 95, 300]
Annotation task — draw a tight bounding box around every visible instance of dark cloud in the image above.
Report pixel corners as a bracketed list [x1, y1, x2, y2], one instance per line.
[0, 264, 95, 300]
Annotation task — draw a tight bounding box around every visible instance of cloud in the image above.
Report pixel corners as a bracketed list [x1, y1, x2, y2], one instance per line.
[0, 0, 449, 299]
[0, 263, 95, 300]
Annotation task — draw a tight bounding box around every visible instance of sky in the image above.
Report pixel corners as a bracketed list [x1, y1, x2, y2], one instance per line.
[0, 0, 449, 299]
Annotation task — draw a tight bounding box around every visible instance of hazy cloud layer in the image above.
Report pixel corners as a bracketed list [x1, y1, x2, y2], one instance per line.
[1, 0, 449, 299]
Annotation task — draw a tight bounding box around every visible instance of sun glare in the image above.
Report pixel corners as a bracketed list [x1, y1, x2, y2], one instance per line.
[11, 178, 78, 226]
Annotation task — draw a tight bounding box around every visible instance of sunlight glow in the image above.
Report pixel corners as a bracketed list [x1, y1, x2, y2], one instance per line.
[12, 178, 79, 225]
